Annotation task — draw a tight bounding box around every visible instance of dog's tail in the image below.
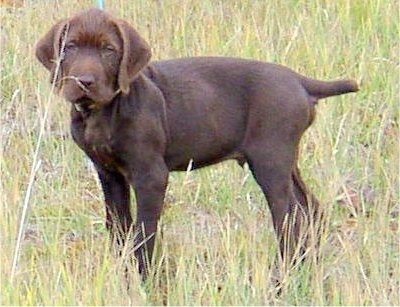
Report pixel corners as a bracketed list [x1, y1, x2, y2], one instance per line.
[301, 76, 359, 100]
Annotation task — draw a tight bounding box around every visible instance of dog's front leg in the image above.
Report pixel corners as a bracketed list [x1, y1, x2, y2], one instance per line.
[130, 156, 169, 277]
[96, 166, 133, 249]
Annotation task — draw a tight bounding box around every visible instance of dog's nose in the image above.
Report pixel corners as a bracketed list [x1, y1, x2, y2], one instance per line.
[77, 75, 95, 88]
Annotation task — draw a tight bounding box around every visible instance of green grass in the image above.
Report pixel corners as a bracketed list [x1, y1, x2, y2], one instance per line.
[1, 0, 398, 305]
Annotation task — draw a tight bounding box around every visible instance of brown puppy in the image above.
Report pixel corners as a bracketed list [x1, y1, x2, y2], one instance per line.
[36, 8, 358, 276]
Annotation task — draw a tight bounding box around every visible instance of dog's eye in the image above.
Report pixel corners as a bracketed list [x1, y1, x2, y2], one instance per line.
[105, 45, 115, 51]
[101, 44, 117, 56]
[65, 42, 78, 52]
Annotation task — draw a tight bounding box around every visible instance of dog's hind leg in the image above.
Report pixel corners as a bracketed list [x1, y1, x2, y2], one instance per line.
[244, 141, 305, 267]
[292, 165, 324, 254]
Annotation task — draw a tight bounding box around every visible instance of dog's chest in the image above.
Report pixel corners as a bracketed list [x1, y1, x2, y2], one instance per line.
[84, 112, 112, 145]
[88, 145, 120, 170]
[72, 110, 126, 173]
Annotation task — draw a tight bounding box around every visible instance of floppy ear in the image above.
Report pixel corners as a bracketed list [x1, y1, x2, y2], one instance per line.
[35, 20, 68, 83]
[115, 19, 151, 95]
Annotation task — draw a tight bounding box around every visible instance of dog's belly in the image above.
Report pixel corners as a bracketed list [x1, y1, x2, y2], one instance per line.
[165, 141, 245, 171]
[164, 108, 246, 171]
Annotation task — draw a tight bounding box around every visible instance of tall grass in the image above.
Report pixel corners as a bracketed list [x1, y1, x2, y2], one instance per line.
[1, 0, 398, 305]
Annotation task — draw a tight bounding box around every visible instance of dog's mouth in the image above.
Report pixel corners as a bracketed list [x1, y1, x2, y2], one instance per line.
[73, 96, 98, 113]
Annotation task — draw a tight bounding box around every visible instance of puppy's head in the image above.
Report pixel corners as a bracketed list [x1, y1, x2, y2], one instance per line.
[36, 8, 151, 109]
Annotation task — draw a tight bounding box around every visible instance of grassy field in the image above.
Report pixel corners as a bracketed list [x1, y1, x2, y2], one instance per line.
[1, 0, 398, 305]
